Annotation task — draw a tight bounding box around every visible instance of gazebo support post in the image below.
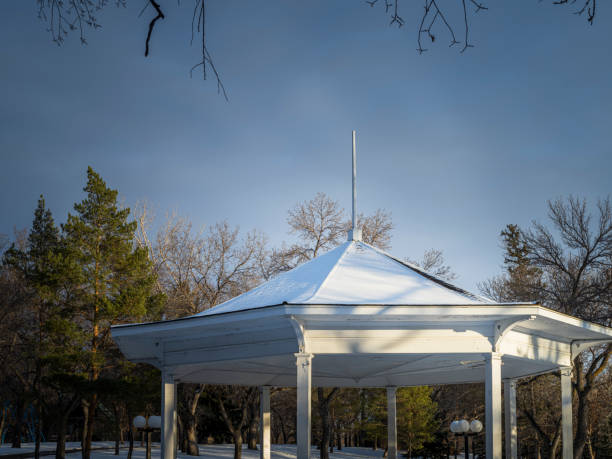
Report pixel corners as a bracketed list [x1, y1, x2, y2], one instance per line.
[161, 371, 177, 459]
[560, 367, 573, 459]
[260, 386, 271, 459]
[485, 353, 502, 459]
[503, 379, 518, 459]
[386, 387, 397, 459]
[296, 353, 313, 459]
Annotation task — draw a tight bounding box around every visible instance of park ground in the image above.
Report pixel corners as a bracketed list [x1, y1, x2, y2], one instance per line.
[0, 442, 389, 459]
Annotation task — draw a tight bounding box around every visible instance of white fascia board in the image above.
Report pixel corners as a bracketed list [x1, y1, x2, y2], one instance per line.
[534, 306, 612, 339]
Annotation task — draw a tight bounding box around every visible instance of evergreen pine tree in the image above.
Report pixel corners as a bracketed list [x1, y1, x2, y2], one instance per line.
[2, 195, 68, 456]
[62, 167, 158, 459]
[499, 224, 542, 301]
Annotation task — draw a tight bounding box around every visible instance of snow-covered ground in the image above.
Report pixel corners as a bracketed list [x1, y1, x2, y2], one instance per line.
[0, 442, 116, 456]
[0, 442, 386, 458]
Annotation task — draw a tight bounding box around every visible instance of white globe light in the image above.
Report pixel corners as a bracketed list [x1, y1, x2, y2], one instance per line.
[148, 416, 161, 429]
[450, 420, 460, 433]
[458, 419, 470, 433]
[470, 419, 483, 433]
[133, 416, 147, 429]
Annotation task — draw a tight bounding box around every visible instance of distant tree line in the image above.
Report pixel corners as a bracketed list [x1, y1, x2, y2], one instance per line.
[1, 168, 610, 458]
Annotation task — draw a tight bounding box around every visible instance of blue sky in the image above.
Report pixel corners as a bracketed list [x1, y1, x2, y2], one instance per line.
[1, 1, 611, 292]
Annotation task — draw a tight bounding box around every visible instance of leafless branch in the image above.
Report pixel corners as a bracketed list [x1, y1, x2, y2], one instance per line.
[144, 0, 164, 56]
[190, 0, 228, 100]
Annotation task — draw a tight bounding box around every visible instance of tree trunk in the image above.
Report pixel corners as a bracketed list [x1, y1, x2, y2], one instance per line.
[81, 401, 88, 449]
[247, 396, 259, 450]
[34, 402, 42, 459]
[548, 435, 560, 459]
[0, 405, 6, 446]
[82, 394, 98, 459]
[317, 388, 331, 459]
[185, 417, 199, 456]
[181, 384, 203, 456]
[113, 404, 121, 455]
[247, 419, 258, 450]
[12, 399, 24, 448]
[127, 426, 134, 459]
[574, 388, 590, 459]
[233, 432, 242, 459]
[55, 415, 68, 459]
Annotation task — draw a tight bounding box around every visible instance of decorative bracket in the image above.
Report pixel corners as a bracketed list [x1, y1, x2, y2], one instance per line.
[493, 315, 537, 352]
[289, 316, 308, 354]
[571, 339, 611, 360]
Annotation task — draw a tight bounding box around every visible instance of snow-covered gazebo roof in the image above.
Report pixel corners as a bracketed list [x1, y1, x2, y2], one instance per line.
[200, 240, 488, 315]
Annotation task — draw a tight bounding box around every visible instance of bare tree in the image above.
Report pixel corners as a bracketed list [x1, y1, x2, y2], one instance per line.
[134, 207, 266, 455]
[481, 197, 612, 458]
[354, 210, 394, 250]
[215, 386, 258, 459]
[134, 206, 265, 317]
[407, 249, 456, 281]
[286, 192, 346, 263]
[269, 192, 394, 276]
[317, 388, 340, 459]
[522, 196, 612, 458]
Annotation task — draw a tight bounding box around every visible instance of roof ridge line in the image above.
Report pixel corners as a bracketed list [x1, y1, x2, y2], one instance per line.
[303, 241, 353, 303]
[357, 241, 493, 303]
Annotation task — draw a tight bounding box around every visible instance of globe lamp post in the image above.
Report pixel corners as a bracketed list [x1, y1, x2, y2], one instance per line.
[450, 419, 482, 458]
[133, 416, 162, 459]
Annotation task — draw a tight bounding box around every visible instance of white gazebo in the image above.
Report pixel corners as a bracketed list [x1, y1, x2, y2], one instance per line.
[112, 237, 612, 459]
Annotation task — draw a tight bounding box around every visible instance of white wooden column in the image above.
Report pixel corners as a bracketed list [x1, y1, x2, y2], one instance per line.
[503, 379, 518, 459]
[560, 367, 573, 459]
[485, 353, 502, 459]
[296, 353, 313, 459]
[386, 387, 397, 459]
[260, 386, 271, 459]
[161, 371, 177, 459]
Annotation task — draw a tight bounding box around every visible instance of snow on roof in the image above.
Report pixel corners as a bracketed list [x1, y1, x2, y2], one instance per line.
[198, 241, 492, 316]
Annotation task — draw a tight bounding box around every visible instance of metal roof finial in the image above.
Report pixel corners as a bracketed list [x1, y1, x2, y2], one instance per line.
[348, 130, 362, 242]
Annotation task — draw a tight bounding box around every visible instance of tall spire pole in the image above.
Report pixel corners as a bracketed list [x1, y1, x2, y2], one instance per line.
[352, 130, 356, 232]
[349, 130, 362, 242]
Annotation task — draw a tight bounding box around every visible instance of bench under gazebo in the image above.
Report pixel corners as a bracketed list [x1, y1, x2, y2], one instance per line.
[111, 234, 612, 459]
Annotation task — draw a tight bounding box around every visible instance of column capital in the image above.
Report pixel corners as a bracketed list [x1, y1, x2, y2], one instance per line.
[559, 366, 572, 377]
[294, 352, 313, 360]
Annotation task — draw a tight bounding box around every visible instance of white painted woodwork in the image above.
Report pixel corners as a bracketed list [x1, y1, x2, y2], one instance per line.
[504, 379, 518, 459]
[161, 371, 177, 459]
[260, 386, 271, 459]
[485, 353, 502, 459]
[296, 353, 313, 459]
[499, 330, 572, 367]
[493, 316, 535, 351]
[561, 367, 573, 459]
[386, 387, 397, 459]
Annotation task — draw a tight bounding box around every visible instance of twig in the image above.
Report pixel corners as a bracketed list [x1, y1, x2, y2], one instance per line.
[144, 0, 165, 57]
